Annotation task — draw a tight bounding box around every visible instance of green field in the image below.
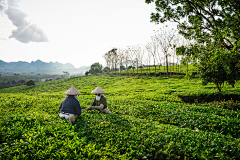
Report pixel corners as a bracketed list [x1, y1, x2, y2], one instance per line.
[0, 75, 240, 159]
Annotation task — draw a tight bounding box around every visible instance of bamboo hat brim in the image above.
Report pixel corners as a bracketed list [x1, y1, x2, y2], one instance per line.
[91, 86, 105, 94]
[64, 86, 82, 95]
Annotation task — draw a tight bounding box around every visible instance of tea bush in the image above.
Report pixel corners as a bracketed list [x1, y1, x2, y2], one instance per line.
[0, 75, 240, 159]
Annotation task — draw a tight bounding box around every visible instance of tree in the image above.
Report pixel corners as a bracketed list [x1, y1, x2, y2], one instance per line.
[138, 45, 145, 75]
[103, 52, 111, 74]
[103, 67, 110, 73]
[105, 48, 118, 75]
[63, 71, 70, 75]
[124, 49, 130, 75]
[89, 62, 102, 75]
[146, 0, 240, 93]
[146, 35, 159, 76]
[111, 48, 119, 76]
[200, 46, 239, 93]
[127, 46, 137, 75]
[85, 71, 90, 76]
[118, 48, 125, 76]
[131, 45, 141, 75]
[143, 48, 152, 75]
[154, 26, 178, 77]
[26, 80, 35, 86]
[11, 80, 17, 85]
[120, 65, 125, 70]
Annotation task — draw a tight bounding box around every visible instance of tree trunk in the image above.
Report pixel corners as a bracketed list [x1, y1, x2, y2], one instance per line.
[216, 83, 222, 94]
[120, 64, 121, 76]
[137, 61, 138, 75]
[172, 56, 174, 75]
[148, 59, 150, 75]
[154, 60, 156, 77]
[166, 56, 169, 77]
[155, 66, 156, 76]
[159, 64, 160, 76]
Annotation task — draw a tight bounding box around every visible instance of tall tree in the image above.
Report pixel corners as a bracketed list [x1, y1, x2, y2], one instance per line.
[143, 48, 152, 75]
[118, 48, 125, 76]
[155, 26, 177, 77]
[103, 52, 111, 74]
[124, 49, 130, 75]
[138, 45, 145, 75]
[146, 0, 240, 93]
[127, 46, 137, 75]
[110, 48, 118, 76]
[146, 35, 159, 76]
[128, 45, 141, 75]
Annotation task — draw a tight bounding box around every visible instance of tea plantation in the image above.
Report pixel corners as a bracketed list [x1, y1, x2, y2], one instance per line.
[0, 75, 239, 159]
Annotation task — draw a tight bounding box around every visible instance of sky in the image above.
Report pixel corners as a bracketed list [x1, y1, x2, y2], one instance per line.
[0, 0, 177, 68]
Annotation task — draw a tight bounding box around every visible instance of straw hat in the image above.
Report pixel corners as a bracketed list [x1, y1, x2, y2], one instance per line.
[91, 86, 106, 94]
[64, 86, 82, 95]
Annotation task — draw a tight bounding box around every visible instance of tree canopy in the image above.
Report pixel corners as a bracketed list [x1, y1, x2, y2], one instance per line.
[146, 0, 240, 93]
[26, 80, 35, 86]
[89, 62, 103, 75]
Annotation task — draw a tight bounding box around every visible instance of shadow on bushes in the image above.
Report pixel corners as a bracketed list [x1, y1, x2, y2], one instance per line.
[178, 93, 240, 110]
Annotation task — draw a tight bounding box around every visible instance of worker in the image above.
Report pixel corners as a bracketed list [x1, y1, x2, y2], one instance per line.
[83, 86, 112, 113]
[59, 86, 82, 124]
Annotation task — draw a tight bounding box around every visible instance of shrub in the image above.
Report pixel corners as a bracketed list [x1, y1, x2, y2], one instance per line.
[26, 80, 35, 86]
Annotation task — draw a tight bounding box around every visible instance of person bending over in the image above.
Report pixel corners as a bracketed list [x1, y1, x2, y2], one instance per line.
[59, 86, 82, 124]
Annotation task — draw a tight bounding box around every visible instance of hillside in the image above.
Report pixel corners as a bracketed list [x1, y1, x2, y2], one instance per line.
[1, 75, 240, 159]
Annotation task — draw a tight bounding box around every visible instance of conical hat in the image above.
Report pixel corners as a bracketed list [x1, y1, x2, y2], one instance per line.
[91, 86, 105, 94]
[64, 86, 82, 95]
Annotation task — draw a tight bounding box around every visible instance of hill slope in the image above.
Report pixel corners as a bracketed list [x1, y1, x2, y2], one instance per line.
[0, 75, 240, 159]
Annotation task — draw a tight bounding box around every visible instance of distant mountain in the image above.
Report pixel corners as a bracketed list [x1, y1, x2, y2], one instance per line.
[0, 60, 76, 70]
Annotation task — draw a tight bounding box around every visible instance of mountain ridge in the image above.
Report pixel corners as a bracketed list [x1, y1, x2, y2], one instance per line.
[0, 60, 76, 70]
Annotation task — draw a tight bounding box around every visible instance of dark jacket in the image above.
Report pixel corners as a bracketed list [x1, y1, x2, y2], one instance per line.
[91, 95, 107, 110]
[59, 95, 81, 116]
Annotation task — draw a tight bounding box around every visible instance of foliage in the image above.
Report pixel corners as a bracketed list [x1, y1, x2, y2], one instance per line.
[19, 80, 26, 85]
[62, 71, 70, 76]
[85, 71, 89, 76]
[0, 76, 240, 159]
[146, 0, 240, 93]
[26, 80, 35, 86]
[0, 74, 64, 89]
[102, 67, 110, 73]
[200, 47, 240, 93]
[89, 62, 102, 75]
[183, 72, 194, 80]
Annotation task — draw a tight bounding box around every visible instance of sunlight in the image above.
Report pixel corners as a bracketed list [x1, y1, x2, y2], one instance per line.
[18, 0, 72, 42]
[19, 0, 51, 32]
